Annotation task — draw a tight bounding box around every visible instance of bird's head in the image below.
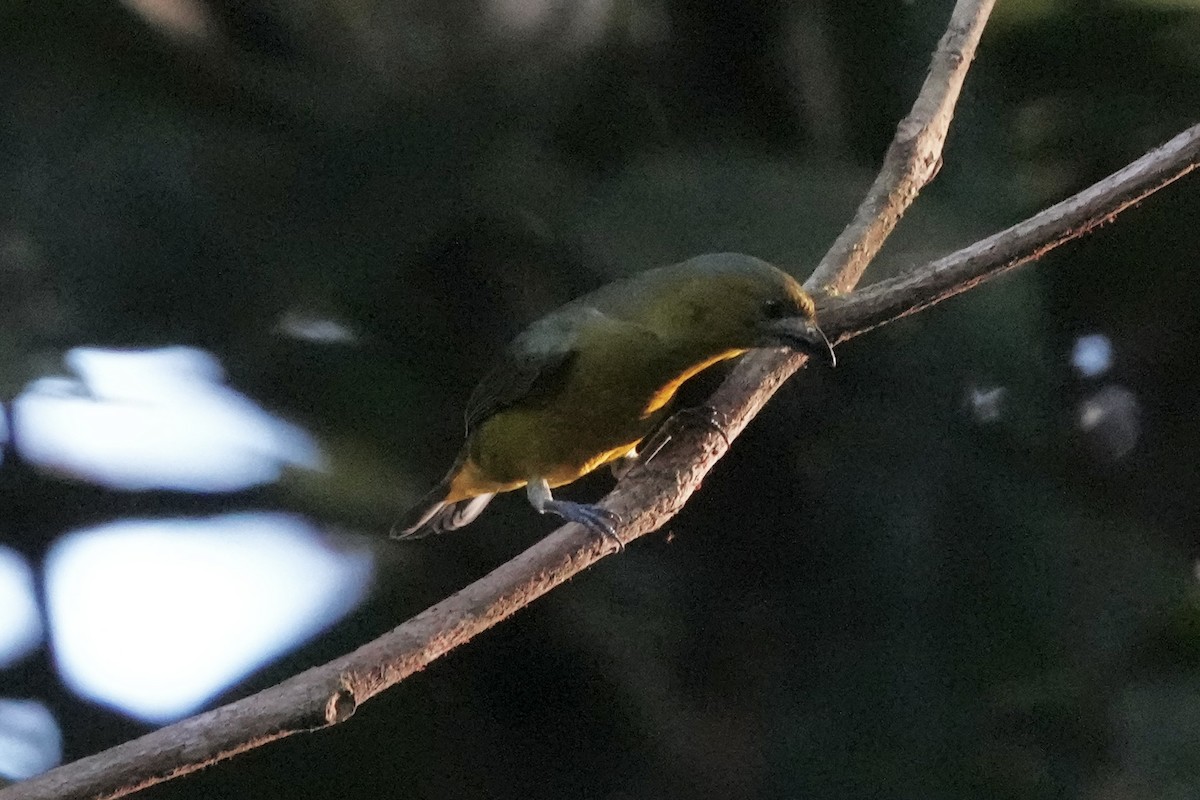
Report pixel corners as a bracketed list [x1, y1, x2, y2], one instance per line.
[749, 277, 836, 367]
[649, 253, 836, 366]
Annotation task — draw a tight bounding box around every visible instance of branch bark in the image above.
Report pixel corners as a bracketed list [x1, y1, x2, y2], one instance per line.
[9, 0, 1199, 797]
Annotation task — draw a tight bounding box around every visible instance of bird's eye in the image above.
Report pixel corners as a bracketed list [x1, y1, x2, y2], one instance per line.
[762, 299, 789, 319]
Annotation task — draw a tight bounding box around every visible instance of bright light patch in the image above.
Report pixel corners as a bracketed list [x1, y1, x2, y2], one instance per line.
[485, 0, 664, 44]
[0, 548, 42, 667]
[964, 383, 1006, 423]
[487, 0, 574, 35]
[274, 310, 359, 345]
[1071, 333, 1113, 378]
[119, 0, 214, 41]
[1077, 384, 1140, 461]
[0, 700, 62, 781]
[45, 514, 374, 723]
[14, 346, 320, 492]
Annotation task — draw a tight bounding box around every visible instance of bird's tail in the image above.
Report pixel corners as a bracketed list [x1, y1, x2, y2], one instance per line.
[391, 479, 495, 540]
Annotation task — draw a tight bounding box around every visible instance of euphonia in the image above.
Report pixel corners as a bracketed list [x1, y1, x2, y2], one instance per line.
[394, 252, 834, 541]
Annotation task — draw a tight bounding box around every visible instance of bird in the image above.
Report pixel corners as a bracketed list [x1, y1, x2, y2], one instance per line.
[392, 252, 835, 543]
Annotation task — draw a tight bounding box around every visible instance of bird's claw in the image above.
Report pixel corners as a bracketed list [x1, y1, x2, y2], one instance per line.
[671, 405, 731, 447]
[543, 500, 624, 552]
[638, 404, 731, 467]
[610, 451, 638, 481]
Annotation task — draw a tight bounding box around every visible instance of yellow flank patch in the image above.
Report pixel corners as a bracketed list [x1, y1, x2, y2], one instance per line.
[445, 459, 526, 503]
[642, 348, 746, 416]
[446, 440, 641, 499]
[554, 440, 642, 486]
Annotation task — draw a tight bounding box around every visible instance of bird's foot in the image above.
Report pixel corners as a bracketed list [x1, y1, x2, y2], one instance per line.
[671, 405, 731, 446]
[610, 449, 639, 481]
[542, 500, 624, 552]
[639, 405, 731, 466]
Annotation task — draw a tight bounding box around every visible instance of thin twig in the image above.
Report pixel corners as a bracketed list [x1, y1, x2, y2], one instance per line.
[819, 123, 1200, 336]
[805, 0, 995, 296]
[8, 120, 1198, 800]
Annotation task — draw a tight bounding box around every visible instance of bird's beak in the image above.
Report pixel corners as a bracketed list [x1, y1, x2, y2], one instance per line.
[759, 317, 837, 367]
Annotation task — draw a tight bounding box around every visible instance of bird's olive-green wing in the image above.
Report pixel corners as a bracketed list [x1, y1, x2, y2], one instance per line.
[463, 347, 576, 435]
[462, 309, 585, 435]
[462, 304, 667, 435]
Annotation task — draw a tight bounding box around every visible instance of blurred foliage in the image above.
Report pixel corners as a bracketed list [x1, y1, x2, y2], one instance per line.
[4, 0, 1200, 798]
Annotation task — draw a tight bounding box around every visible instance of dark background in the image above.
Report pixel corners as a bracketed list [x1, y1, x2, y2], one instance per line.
[4, 0, 1200, 797]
